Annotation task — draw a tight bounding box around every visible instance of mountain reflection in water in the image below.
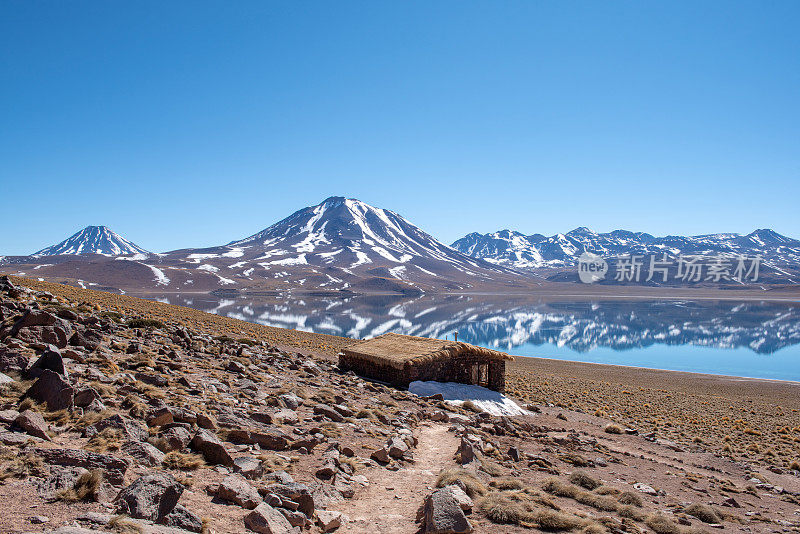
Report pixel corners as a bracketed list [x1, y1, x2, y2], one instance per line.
[144, 293, 800, 355]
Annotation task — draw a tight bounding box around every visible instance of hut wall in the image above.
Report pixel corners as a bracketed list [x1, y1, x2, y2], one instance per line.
[407, 353, 506, 392]
[338, 354, 407, 386]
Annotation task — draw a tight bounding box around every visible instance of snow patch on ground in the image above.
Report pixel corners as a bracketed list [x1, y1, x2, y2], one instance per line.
[409, 381, 529, 416]
[140, 263, 170, 286]
[197, 264, 219, 273]
[221, 248, 245, 258]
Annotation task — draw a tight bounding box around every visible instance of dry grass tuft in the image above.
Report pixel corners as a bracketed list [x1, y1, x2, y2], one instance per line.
[645, 513, 682, 534]
[86, 427, 123, 453]
[436, 467, 487, 497]
[542, 477, 578, 499]
[162, 452, 205, 470]
[108, 515, 144, 534]
[604, 423, 624, 434]
[56, 470, 103, 502]
[684, 503, 722, 524]
[0, 451, 46, 480]
[617, 490, 643, 507]
[489, 477, 525, 490]
[569, 471, 601, 490]
[259, 453, 294, 473]
[478, 492, 526, 524]
[531, 509, 586, 531]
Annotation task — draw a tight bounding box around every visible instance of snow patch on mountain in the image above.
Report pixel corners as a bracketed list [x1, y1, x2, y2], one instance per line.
[34, 226, 149, 256]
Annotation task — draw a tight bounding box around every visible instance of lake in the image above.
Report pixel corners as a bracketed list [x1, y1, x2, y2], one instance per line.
[140, 293, 800, 381]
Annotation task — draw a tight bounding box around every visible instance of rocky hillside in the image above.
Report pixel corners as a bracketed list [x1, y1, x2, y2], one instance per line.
[1, 276, 799, 533]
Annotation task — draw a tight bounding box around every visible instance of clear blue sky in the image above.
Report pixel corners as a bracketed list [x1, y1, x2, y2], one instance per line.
[1, 1, 798, 255]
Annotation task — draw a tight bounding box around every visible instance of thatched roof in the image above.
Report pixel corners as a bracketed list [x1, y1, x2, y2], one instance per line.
[341, 332, 513, 370]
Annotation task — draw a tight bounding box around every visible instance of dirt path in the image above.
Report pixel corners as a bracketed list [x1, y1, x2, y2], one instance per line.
[336, 423, 459, 534]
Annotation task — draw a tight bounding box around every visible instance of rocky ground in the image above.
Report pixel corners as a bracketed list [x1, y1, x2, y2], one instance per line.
[1, 276, 799, 533]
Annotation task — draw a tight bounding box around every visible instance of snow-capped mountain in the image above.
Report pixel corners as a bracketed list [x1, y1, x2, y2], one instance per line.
[146, 197, 523, 293]
[33, 226, 149, 257]
[225, 196, 504, 276]
[452, 227, 800, 272]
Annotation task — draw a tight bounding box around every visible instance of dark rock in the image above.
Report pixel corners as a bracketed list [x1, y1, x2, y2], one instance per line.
[216, 475, 262, 509]
[264, 482, 314, 517]
[0, 350, 29, 374]
[69, 329, 103, 352]
[23, 370, 75, 411]
[160, 426, 192, 452]
[73, 388, 101, 408]
[244, 502, 296, 534]
[114, 472, 183, 522]
[15, 409, 51, 440]
[26, 347, 67, 378]
[122, 441, 165, 467]
[233, 456, 264, 479]
[135, 372, 168, 387]
[313, 404, 343, 423]
[191, 428, 233, 466]
[227, 428, 289, 451]
[423, 488, 473, 533]
[370, 447, 390, 464]
[161, 504, 203, 532]
[35, 447, 129, 485]
[85, 414, 148, 443]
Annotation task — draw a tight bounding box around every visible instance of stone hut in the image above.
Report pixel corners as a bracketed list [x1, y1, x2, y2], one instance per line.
[339, 332, 513, 392]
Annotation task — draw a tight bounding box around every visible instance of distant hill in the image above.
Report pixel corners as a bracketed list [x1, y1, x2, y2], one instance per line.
[33, 226, 149, 256]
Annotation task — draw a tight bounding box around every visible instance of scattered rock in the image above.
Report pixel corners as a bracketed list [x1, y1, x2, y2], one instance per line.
[15, 409, 51, 440]
[423, 487, 473, 533]
[315, 510, 344, 532]
[244, 502, 297, 534]
[35, 447, 129, 485]
[23, 369, 75, 411]
[191, 428, 233, 466]
[216, 475, 262, 509]
[114, 472, 183, 522]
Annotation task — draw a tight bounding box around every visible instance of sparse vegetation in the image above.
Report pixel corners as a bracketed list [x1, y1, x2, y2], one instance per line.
[436, 467, 487, 497]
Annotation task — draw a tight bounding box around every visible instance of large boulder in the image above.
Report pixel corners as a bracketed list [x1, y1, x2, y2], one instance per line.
[161, 504, 203, 533]
[244, 502, 296, 534]
[114, 472, 183, 522]
[35, 447, 129, 485]
[26, 347, 67, 378]
[23, 370, 75, 411]
[123, 441, 166, 467]
[423, 488, 473, 533]
[227, 428, 289, 451]
[190, 428, 233, 466]
[216, 475, 262, 509]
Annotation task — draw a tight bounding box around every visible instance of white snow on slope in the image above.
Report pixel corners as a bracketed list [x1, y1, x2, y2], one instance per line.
[140, 263, 170, 286]
[409, 381, 529, 416]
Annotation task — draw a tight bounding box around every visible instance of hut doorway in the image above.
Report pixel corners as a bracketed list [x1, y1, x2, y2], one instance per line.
[470, 363, 489, 387]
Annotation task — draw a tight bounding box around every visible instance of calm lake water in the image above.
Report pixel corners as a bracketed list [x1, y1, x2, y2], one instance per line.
[141, 293, 800, 381]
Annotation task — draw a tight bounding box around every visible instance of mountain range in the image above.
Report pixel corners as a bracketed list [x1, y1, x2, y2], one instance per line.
[2, 196, 798, 293]
[451, 228, 800, 271]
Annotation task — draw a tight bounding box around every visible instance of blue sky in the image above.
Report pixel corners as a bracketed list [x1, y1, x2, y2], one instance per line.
[1, 1, 798, 255]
